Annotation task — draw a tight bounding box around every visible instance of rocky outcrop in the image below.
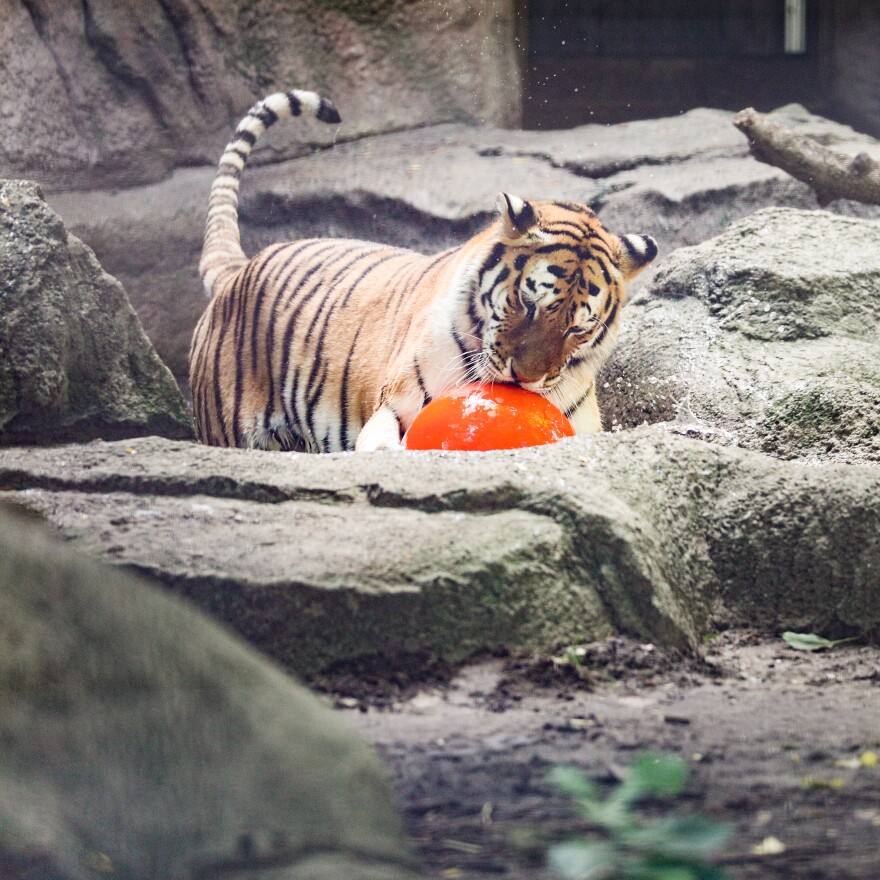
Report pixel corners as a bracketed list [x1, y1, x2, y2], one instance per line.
[601, 207, 880, 466]
[0, 504, 419, 879]
[0, 180, 191, 444]
[47, 105, 880, 377]
[2, 429, 879, 680]
[0, 0, 521, 191]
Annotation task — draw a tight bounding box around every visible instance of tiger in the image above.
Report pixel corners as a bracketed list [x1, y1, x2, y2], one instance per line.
[190, 89, 658, 453]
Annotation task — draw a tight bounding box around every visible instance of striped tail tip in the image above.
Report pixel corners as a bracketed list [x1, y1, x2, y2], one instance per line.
[316, 96, 341, 124]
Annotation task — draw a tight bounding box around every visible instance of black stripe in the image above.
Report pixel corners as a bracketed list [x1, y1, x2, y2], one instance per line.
[544, 221, 587, 236]
[236, 129, 257, 147]
[533, 243, 579, 256]
[286, 371, 302, 442]
[413, 355, 431, 406]
[547, 265, 567, 277]
[210, 266, 252, 446]
[216, 162, 241, 180]
[253, 106, 278, 127]
[338, 326, 363, 450]
[563, 384, 594, 418]
[280, 246, 382, 434]
[626, 235, 657, 263]
[468, 278, 485, 331]
[229, 259, 264, 446]
[262, 241, 340, 433]
[230, 146, 249, 163]
[304, 294, 341, 413]
[250, 242, 315, 374]
[451, 326, 471, 357]
[210, 334, 229, 445]
[286, 92, 302, 116]
[190, 303, 216, 410]
[479, 243, 506, 286]
[555, 201, 594, 214]
[340, 251, 406, 308]
[190, 315, 212, 441]
[316, 97, 342, 124]
[304, 274, 345, 343]
[381, 256, 423, 318]
[304, 362, 329, 452]
[589, 240, 615, 261]
[222, 263, 254, 446]
[592, 301, 618, 347]
[388, 249, 456, 322]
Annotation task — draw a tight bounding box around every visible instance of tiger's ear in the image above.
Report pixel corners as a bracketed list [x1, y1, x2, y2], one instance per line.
[496, 192, 537, 238]
[618, 234, 659, 280]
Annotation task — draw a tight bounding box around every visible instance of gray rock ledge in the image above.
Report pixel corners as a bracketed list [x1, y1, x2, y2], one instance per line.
[1, 430, 878, 678]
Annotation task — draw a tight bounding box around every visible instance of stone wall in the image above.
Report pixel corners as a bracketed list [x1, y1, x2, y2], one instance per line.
[0, 0, 522, 191]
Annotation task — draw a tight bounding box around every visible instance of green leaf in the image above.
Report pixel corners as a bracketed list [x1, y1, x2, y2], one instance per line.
[581, 796, 632, 832]
[617, 753, 689, 804]
[629, 855, 727, 880]
[626, 865, 699, 880]
[549, 766, 599, 803]
[781, 631, 858, 652]
[548, 840, 615, 880]
[622, 816, 731, 860]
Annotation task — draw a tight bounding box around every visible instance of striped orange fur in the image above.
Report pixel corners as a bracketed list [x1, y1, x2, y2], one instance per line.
[190, 90, 658, 452]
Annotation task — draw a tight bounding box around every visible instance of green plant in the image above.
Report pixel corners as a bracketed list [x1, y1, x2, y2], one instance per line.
[548, 753, 730, 880]
[781, 631, 858, 652]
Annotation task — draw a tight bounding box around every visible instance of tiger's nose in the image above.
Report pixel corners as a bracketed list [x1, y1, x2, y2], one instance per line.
[510, 362, 544, 385]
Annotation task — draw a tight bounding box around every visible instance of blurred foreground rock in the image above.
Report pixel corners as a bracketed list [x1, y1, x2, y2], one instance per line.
[0, 505, 419, 880]
[0, 180, 192, 444]
[2, 429, 879, 679]
[47, 104, 880, 377]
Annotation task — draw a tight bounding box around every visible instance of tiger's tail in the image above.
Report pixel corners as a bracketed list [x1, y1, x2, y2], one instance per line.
[199, 90, 342, 298]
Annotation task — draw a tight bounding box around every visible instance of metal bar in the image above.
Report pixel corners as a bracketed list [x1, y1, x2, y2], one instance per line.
[784, 0, 807, 54]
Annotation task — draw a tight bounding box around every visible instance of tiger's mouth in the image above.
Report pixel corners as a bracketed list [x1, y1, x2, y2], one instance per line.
[484, 357, 563, 393]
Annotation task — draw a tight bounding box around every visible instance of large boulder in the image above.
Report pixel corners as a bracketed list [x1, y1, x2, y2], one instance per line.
[0, 504, 419, 880]
[46, 105, 880, 377]
[0, 0, 520, 191]
[0, 179, 192, 444]
[2, 429, 879, 679]
[601, 207, 880, 466]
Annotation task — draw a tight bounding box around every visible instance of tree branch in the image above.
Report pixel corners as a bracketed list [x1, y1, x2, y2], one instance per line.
[732, 107, 880, 208]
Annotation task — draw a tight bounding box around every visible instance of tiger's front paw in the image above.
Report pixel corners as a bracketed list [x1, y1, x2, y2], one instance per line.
[355, 406, 404, 453]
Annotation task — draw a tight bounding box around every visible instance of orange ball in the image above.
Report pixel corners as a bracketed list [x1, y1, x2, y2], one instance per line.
[404, 382, 575, 451]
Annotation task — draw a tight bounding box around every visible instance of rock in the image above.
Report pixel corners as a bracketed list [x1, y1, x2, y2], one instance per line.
[0, 0, 520, 191]
[0, 512, 415, 880]
[2, 435, 703, 675]
[0, 503, 419, 880]
[2, 430, 879, 678]
[0, 179, 192, 444]
[46, 105, 880, 377]
[601, 207, 880, 466]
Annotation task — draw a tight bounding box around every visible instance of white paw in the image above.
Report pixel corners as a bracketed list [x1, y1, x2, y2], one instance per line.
[356, 437, 404, 453]
[355, 406, 404, 452]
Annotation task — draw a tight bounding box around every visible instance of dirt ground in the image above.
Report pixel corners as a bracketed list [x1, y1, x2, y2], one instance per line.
[329, 630, 880, 879]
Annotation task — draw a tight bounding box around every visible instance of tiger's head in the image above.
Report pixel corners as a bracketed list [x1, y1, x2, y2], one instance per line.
[474, 193, 657, 392]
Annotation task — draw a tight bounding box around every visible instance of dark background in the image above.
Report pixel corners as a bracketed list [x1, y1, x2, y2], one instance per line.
[523, 0, 880, 134]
